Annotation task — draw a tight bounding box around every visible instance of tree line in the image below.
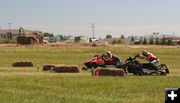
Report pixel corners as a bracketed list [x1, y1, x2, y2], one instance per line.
[130, 36, 167, 45]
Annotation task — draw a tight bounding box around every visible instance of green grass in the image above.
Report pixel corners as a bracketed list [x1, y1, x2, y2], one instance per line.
[0, 44, 179, 103]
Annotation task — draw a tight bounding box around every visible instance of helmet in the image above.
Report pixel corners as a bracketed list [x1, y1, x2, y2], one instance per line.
[107, 51, 113, 58]
[107, 51, 112, 54]
[142, 50, 148, 56]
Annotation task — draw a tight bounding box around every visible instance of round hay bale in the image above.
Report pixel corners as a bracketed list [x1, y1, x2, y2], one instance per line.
[95, 68, 125, 76]
[43, 64, 55, 71]
[54, 65, 80, 73]
[12, 62, 33, 67]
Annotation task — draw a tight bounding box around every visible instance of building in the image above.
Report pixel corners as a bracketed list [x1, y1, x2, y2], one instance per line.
[0, 28, 43, 40]
[163, 35, 180, 45]
[74, 36, 90, 43]
[54, 35, 73, 42]
[128, 33, 180, 45]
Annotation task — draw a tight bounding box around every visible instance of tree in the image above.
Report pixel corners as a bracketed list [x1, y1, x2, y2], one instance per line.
[139, 37, 143, 45]
[106, 35, 112, 39]
[112, 40, 116, 45]
[143, 37, 147, 45]
[112, 39, 121, 45]
[43, 32, 54, 37]
[155, 37, 160, 45]
[149, 36, 154, 45]
[130, 35, 135, 44]
[161, 37, 166, 45]
[131, 36, 134, 42]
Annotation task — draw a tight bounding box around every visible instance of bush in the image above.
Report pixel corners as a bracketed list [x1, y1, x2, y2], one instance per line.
[112, 39, 121, 45]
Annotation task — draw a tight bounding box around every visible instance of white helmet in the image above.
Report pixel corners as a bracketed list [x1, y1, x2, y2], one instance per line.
[107, 51, 112, 54]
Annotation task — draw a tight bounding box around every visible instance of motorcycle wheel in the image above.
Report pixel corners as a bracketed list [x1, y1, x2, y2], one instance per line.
[158, 64, 169, 75]
[160, 71, 166, 76]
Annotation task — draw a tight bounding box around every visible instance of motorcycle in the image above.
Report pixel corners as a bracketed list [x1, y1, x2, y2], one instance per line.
[122, 55, 170, 76]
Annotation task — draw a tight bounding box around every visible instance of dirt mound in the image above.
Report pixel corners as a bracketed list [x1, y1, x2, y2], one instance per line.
[12, 62, 33, 67]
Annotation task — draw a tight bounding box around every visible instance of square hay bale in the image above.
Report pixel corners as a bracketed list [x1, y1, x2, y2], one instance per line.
[43, 64, 55, 71]
[17, 36, 32, 45]
[12, 62, 33, 67]
[54, 65, 80, 73]
[95, 68, 125, 76]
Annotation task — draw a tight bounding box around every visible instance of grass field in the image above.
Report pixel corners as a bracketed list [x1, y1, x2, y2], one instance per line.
[0, 44, 179, 103]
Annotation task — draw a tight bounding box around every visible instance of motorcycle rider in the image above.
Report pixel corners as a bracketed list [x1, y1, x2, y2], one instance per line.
[102, 51, 121, 66]
[138, 50, 159, 71]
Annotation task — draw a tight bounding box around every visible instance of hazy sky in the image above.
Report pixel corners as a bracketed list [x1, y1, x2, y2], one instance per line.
[0, 0, 180, 37]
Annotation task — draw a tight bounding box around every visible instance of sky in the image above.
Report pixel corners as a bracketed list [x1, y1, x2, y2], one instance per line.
[0, 0, 180, 37]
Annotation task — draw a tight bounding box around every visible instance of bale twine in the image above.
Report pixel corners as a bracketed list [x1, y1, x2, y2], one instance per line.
[43, 64, 55, 71]
[95, 68, 125, 76]
[12, 62, 33, 67]
[54, 65, 80, 73]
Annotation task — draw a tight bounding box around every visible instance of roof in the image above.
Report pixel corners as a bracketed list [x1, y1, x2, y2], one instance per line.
[0, 29, 42, 35]
[75, 36, 89, 38]
[164, 36, 180, 40]
[0, 29, 19, 34]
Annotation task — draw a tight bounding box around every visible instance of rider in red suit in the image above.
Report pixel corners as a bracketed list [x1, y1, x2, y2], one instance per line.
[139, 50, 159, 71]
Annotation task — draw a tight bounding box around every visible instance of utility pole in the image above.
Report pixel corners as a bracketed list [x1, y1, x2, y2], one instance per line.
[8, 22, 12, 40]
[173, 32, 175, 45]
[92, 23, 95, 38]
[8, 23, 12, 31]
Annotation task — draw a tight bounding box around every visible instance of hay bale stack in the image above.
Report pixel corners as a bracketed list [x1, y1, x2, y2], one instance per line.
[12, 62, 33, 67]
[17, 36, 31, 45]
[43, 64, 55, 71]
[54, 65, 80, 73]
[17, 36, 37, 45]
[95, 68, 125, 76]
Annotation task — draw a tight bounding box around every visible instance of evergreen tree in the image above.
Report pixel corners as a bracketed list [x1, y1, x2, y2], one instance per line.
[131, 36, 134, 42]
[130, 35, 134, 44]
[149, 36, 154, 45]
[143, 37, 147, 45]
[139, 37, 143, 45]
[161, 37, 166, 45]
[155, 37, 160, 45]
